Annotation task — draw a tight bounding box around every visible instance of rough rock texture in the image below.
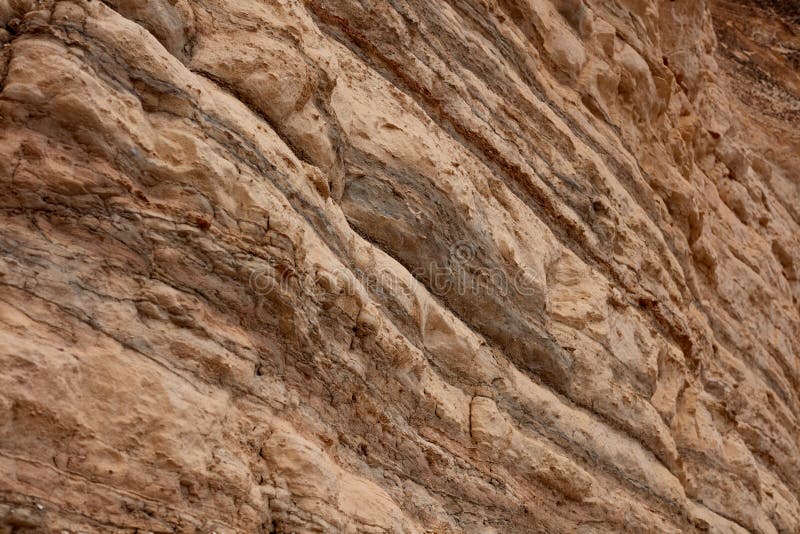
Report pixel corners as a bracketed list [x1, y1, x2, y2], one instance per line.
[0, 0, 798, 532]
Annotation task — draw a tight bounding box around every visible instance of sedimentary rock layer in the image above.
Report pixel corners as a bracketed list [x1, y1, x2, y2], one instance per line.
[0, 0, 798, 532]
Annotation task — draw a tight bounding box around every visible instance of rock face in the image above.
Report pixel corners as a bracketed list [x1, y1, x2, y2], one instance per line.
[0, 0, 798, 531]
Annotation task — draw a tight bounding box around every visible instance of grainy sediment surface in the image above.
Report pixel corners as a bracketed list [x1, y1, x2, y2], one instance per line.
[0, 0, 798, 532]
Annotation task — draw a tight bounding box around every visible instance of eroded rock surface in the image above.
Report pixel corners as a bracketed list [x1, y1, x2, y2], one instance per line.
[0, 0, 798, 532]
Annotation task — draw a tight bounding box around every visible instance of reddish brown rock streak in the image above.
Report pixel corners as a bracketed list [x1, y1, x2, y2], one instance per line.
[0, 0, 798, 532]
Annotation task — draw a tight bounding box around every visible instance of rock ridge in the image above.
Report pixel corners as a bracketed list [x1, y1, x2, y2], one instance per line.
[0, 0, 798, 532]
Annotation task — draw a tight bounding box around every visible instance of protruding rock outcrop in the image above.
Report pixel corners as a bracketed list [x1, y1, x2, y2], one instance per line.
[0, 0, 798, 532]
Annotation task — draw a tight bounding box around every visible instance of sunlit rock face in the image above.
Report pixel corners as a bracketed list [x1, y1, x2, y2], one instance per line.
[0, 0, 798, 532]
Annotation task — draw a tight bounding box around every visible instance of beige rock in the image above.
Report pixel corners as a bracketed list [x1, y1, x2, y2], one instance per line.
[0, 0, 798, 531]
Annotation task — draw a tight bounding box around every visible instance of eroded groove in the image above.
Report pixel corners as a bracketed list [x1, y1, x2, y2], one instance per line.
[0, 0, 798, 532]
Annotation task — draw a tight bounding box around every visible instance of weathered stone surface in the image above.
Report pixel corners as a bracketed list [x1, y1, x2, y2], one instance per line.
[0, 0, 797, 532]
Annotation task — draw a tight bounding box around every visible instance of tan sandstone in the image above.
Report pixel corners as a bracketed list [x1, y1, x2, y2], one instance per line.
[0, 0, 798, 532]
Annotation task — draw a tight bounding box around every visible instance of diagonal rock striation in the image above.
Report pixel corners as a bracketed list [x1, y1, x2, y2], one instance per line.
[0, 0, 798, 532]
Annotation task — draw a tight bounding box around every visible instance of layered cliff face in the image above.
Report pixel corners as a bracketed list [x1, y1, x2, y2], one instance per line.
[0, 0, 798, 532]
